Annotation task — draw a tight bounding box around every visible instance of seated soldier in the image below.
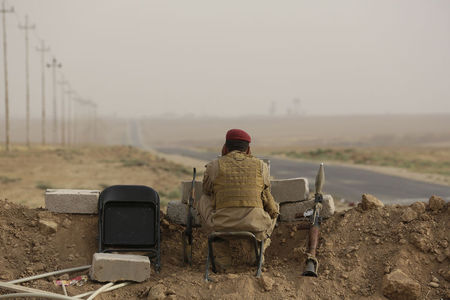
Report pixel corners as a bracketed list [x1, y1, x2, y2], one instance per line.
[195, 129, 279, 262]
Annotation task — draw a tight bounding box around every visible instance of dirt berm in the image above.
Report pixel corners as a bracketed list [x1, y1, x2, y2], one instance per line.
[0, 195, 448, 299]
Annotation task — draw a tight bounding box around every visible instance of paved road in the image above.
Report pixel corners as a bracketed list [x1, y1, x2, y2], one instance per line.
[128, 120, 450, 204]
[155, 147, 450, 205]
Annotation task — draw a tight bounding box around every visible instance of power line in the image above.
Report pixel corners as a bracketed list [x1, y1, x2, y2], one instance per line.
[57, 76, 68, 146]
[65, 89, 75, 146]
[4, 2, 98, 148]
[31, 22, 42, 42]
[18, 14, 35, 148]
[1, 1, 14, 151]
[47, 58, 62, 144]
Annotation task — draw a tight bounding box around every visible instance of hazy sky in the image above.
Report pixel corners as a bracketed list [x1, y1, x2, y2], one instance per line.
[1, 0, 450, 118]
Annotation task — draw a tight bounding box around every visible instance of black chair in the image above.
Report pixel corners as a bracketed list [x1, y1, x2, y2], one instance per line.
[204, 231, 264, 281]
[98, 185, 161, 271]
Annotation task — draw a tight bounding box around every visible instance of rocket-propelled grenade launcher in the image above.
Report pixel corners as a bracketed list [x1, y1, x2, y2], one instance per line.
[302, 163, 324, 277]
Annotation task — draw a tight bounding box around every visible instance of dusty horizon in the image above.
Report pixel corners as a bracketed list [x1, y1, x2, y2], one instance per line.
[2, 113, 450, 148]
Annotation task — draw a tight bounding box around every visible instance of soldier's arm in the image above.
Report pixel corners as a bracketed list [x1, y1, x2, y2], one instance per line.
[261, 162, 279, 218]
[202, 161, 215, 196]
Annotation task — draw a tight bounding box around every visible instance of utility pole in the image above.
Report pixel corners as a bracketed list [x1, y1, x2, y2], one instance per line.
[73, 97, 80, 145]
[57, 78, 68, 146]
[1, 2, 14, 151]
[47, 58, 61, 144]
[65, 89, 75, 146]
[19, 15, 35, 148]
[36, 40, 50, 146]
[86, 100, 97, 144]
[92, 102, 97, 144]
[269, 101, 276, 116]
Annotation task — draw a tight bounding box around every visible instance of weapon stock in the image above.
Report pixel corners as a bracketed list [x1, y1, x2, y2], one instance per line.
[182, 168, 196, 265]
[302, 163, 324, 277]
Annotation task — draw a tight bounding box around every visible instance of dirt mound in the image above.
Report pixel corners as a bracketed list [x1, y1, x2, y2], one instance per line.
[0, 198, 448, 299]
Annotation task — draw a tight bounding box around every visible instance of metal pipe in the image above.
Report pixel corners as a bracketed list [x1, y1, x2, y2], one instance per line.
[61, 283, 68, 296]
[8, 265, 91, 284]
[0, 292, 76, 299]
[73, 282, 130, 299]
[0, 281, 76, 299]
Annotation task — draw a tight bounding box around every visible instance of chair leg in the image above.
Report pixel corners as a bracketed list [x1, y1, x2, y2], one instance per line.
[205, 236, 219, 281]
[205, 246, 211, 282]
[256, 240, 264, 278]
[252, 238, 259, 265]
[209, 237, 217, 273]
[156, 249, 161, 273]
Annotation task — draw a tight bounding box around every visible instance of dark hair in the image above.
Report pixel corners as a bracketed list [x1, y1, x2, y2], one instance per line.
[226, 139, 249, 152]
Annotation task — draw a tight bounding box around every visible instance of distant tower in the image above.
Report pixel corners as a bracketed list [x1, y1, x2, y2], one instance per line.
[269, 101, 276, 116]
[292, 98, 301, 115]
[286, 107, 292, 115]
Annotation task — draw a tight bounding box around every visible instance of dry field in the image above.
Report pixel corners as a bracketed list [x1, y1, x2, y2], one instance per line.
[0, 145, 192, 208]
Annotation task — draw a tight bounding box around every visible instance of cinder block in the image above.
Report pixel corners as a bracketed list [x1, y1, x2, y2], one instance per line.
[89, 253, 150, 282]
[45, 189, 100, 214]
[279, 194, 335, 222]
[166, 200, 201, 226]
[270, 178, 309, 203]
[181, 181, 203, 204]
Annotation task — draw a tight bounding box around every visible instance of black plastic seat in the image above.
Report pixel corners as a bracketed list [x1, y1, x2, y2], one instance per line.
[98, 185, 160, 271]
[204, 231, 264, 281]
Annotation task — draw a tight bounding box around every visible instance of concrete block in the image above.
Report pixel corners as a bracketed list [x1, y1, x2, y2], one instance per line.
[279, 194, 335, 222]
[181, 181, 203, 205]
[45, 189, 100, 214]
[270, 178, 309, 203]
[89, 253, 150, 282]
[166, 200, 201, 226]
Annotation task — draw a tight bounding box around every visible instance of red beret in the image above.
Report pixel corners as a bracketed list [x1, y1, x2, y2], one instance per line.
[226, 129, 251, 143]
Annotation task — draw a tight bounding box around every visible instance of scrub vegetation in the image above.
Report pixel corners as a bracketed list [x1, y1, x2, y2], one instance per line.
[273, 147, 450, 181]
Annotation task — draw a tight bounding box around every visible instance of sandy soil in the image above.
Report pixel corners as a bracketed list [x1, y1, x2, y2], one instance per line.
[0, 146, 191, 208]
[0, 196, 448, 299]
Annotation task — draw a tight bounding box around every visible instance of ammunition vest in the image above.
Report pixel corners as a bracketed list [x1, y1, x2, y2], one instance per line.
[213, 151, 264, 209]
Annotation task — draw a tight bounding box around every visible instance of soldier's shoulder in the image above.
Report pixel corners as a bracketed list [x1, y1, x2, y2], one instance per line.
[206, 159, 219, 168]
[248, 155, 264, 163]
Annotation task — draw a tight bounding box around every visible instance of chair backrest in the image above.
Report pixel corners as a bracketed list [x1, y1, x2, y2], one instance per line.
[98, 185, 160, 249]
